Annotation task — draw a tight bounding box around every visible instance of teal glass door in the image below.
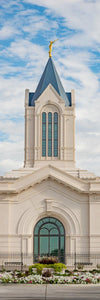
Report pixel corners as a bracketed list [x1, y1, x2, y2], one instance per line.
[34, 217, 65, 262]
[40, 236, 49, 256]
[50, 236, 59, 257]
[39, 236, 59, 257]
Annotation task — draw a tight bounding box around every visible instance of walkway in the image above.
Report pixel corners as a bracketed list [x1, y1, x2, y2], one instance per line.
[0, 284, 100, 299]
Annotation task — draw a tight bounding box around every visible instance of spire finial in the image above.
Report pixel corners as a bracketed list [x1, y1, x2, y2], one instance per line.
[49, 39, 59, 57]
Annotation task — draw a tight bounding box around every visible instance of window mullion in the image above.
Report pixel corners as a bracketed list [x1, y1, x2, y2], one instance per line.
[46, 112, 48, 158]
[58, 114, 60, 157]
[48, 112, 52, 157]
[52, 113, 54, 159]
[42, 112, 46, 157]
[54, 112, 58, 157]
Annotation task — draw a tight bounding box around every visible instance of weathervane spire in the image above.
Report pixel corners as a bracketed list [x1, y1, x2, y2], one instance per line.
[49, 39, 59, 57]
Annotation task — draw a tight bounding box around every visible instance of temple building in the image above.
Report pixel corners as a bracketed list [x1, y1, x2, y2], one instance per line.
[0, 52, 100, 265]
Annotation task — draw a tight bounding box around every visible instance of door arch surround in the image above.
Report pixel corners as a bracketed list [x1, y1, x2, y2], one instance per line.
[33, 216, 65, 263]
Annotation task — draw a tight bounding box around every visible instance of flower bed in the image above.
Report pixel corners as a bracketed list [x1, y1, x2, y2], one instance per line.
[0, 270, 100, 284]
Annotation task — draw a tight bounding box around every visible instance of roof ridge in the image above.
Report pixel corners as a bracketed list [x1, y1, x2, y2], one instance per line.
[51, 58, 65, 99]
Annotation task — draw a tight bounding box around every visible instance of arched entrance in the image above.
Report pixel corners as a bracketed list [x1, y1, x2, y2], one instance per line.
[34, 217, 65, 262]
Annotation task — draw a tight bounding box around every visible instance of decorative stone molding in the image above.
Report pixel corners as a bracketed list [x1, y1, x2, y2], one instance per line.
[89, 194, 100, 202]
[45, 199, 53, 212]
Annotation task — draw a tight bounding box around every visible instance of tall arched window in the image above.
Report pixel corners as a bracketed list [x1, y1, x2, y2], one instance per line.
[42, 111, 58, 158]
[34, 217, 65, 263]
[48, 112, 52, 157]
[42, 112, 46, 157]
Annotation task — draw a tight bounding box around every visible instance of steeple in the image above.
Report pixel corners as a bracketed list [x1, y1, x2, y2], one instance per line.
[25, 53, 75, 170]
[31, 57, 70, 106]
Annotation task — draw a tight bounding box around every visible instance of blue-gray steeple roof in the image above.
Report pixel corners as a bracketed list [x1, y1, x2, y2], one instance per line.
[31, 57, 70, 106]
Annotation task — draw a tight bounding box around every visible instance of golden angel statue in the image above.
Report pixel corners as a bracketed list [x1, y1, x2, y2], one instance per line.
[49, 39, 59, 57]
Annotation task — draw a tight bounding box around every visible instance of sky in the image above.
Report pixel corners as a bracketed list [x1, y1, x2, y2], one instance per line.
[0, 0, 100, 176]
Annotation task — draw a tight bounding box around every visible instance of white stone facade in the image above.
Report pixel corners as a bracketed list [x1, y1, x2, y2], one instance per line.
[0, 59, 100, 266]
[24, 85, 75, 169]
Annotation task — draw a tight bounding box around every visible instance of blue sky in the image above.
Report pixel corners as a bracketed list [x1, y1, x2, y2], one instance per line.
[0, 0, 100, 176]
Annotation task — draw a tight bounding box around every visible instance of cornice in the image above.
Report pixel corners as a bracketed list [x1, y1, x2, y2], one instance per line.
[0, 165, 100, 196]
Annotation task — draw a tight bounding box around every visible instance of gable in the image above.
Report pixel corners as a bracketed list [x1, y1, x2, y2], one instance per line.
[0, 165, 100, 196]
[34, 84, 66, 114]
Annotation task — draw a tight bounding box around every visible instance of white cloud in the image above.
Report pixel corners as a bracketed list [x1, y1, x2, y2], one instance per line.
[76, 130, 100, 176]
[0, 0, 100, 177]
[0, 159, 23, 176]
[1, 0, 21, 8]
[24, 0, 100, 47]
[0, 4, 58, 42]
[0, 141, 24, 175]
[2, 39, 46, 61]
[0, 119, 24, 142]
[0, 26, 18, 40]
[0, 45, 100, 176]
[0, 77, 25, 117]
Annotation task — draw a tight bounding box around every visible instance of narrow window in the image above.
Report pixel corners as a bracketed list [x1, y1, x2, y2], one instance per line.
[42, 112, 46, 157]
[54, 112, 58, 157]
[48, 112, 52, 157]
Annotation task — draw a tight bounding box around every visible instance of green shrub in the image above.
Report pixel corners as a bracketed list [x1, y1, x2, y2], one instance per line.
[2, 277, 10, 283]
[29, 265, 35, 274]
[29, 263, 44, 275]
[16, 271, 25, 278]
[77, 263, 84, 270]
[35, 264, 44, 275]
[97, 264, 100, 269]
[53, 263, 66, 273]
[25, 270, 29, 276]
[29, 262, 66, 275]
[65, 269, 72, 276]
